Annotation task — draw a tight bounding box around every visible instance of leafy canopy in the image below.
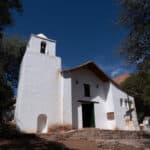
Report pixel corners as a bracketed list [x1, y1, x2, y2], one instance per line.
[0, 36, 26, 87]
[0, 76, 14, 123]
[0, 0, 23, 123]
[0, 36, 26, 123]
[118, 0, 150, 72]
[121, 72, 150, 122]
[0, 0, 23, 38]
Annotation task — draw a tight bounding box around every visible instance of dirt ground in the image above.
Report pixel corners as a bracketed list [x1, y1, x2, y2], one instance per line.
[0, 136, 148, 150]
[0, 124, 149, 150]
[59, 139, 145, 150]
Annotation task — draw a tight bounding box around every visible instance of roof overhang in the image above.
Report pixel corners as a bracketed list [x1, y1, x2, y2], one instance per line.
[62, 61, 123, 91]
[62, 61, 109, 82]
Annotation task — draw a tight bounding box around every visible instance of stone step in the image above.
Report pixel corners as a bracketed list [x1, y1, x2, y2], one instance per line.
[95, 139, 150, 149]
[39, 129, 150, 140]
[70, 129, 150, 139]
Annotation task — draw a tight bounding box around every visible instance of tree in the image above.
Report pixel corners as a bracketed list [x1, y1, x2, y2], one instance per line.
[0, 36, 26, 123]
[0, 0, 23, 123]
[0, 36, 26, 87]
[118, 0, 150, 72]
[0, 0, 23, 39]
[0, 76, 14, 123]
[121, 72, 150, 123]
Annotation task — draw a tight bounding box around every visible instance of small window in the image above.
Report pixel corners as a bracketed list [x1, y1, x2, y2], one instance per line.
[40, 41, 46, 54]
[125, 99, 128, 107]
[107, 112, 115, 120]
[96, 84, 99, 88]
[128, 100, 133, 108]
[84, 84, 90, 97]
[75, 80, 79, 85]
[120, 98, 123, 107]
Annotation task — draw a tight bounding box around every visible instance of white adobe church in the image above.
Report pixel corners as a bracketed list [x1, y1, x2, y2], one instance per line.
[15, 33, 139, 133]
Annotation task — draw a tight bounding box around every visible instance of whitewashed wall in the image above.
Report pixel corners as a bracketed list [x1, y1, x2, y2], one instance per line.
[68, 68, 109, 129]
[63, 68, 139, 131]
[61, 73, 72, 125]
[27, 34, 56, 56]
[15, 34, 139, 132]
[110, 83, 139, 130]
[104, 82, 116, 129]
[15, 35, 62, 133]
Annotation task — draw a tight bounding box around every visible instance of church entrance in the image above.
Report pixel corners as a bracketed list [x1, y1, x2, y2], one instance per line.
[82, 103, 95, 128]
[37, 114, 47, 133]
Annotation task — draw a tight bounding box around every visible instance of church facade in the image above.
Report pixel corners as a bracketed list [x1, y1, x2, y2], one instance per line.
[15, 34, 139, 133]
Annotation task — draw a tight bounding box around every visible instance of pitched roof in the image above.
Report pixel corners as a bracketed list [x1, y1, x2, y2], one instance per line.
[62, 61, 123, 90]
[113, 74, 131, 85]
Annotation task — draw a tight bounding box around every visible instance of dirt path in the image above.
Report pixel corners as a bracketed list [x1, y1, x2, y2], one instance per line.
[0, 138, 147, 150]
[0, 124, 149, 150]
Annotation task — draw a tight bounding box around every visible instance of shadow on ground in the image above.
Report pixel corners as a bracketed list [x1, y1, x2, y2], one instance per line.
[0, 123, 77, 150]
[0, 124, 149, 150]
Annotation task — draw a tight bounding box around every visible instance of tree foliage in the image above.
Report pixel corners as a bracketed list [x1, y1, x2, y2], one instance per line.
[118, 0, 150, 72]
[121, 72, 150, 122]
[0, 0, 23, 123]
[0, 36, 26, 122]
[0, 36, 26, 87]
[0, 0, 23, 38]
[0, 76, 14, 123]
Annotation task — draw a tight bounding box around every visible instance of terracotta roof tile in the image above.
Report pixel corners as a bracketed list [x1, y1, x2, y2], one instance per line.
[113, 74, 130, 85]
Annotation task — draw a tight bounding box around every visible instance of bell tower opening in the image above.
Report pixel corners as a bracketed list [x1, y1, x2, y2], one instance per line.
[40, 41, 46, 54]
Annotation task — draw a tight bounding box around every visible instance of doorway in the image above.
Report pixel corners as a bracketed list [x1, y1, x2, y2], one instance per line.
[82, 103, 95, 128]
[37, 114, 47, 133]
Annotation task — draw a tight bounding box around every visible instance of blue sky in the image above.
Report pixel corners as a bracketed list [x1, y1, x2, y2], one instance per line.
[5, 0, 134, 78]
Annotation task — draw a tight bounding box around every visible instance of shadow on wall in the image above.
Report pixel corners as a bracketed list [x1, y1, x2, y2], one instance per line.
[72, 100, 80, 129]
[104, 82, 110, 100]
[93, 82, 110, 101]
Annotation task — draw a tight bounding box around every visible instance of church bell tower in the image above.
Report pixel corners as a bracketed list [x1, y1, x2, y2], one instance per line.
[15, 34, 62, 133]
